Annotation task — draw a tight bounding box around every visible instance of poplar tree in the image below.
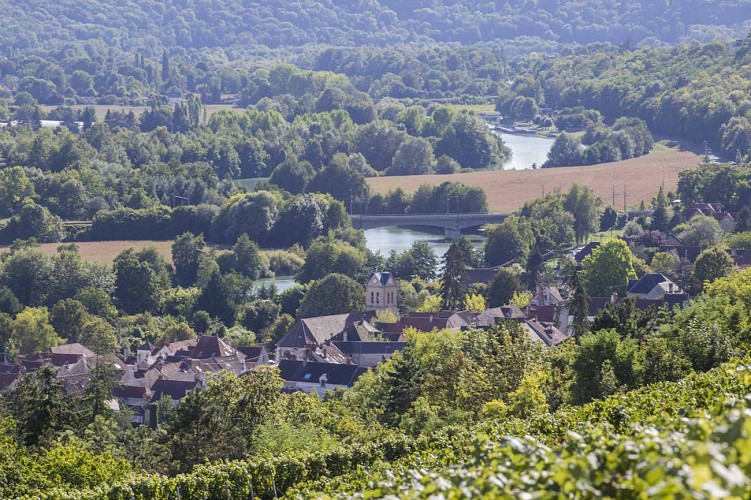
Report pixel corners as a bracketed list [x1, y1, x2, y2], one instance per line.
[440, 241, 469, 310]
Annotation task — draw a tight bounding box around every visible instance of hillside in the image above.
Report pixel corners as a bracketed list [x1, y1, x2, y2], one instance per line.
[2, 0, 748, 55]
[30, 358, 751, 498]
[368, 147, 701, 213]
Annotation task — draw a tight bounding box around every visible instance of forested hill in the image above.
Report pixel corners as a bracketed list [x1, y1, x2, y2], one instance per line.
[3, 0, 749, 55]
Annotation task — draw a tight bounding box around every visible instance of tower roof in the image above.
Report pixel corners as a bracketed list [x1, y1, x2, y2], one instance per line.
[368, 272, 394, 286]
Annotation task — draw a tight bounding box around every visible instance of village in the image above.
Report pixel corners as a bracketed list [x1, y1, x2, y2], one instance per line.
[2, 199, 745, 427]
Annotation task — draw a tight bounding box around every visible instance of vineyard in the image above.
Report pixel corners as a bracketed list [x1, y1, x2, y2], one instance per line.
[30, 358, 751, 499]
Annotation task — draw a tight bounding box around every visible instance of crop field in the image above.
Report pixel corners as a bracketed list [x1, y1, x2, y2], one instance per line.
[368, 148, 701, 213]
[0, 240, 179, 265]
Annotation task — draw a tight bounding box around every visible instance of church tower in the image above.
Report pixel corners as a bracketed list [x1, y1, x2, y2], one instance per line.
[365, 272, 398, 314]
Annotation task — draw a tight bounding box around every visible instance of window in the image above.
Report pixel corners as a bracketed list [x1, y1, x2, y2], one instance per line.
[371, 291, 374, 303]
[376, 292, 380, 304]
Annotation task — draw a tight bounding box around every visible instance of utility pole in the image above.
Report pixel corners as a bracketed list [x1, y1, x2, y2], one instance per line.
[623, 185, 627, 213]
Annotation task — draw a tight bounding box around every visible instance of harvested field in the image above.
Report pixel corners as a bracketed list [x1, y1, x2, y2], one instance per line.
[0, 240, 178, 265]
[368, 148, 701, 213]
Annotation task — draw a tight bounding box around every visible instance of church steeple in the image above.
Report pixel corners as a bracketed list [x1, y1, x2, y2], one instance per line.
[365, 272, 398, 314]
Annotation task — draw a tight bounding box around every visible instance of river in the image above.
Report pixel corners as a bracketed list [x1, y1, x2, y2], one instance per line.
[498, 133, 555, 170]
[258, 227, 486, 293]
[257, 133, 551, 292]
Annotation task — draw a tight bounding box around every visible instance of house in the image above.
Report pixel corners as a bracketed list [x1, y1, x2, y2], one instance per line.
[236, 346, 270, 368]
[365, 272, 398, 314]
[530, 285, 565, 308]
[0, 364, 23, 391]
[278, 360, 368, 396]
[659, 245, 702, 263]
[191, 336, 235, 359]
[333, 341, 407, 367]
[50, 343, 97, 366]
[733, 248, 751, 268]
[627, 273, 683, 299]
[573, 242, 600, 265]
[275, 312, 377, 361]
[522, 319, 571, 346]
[379, 311, 469, 338]
[683, 203, 736, 232]
[463, 267, 500, 288]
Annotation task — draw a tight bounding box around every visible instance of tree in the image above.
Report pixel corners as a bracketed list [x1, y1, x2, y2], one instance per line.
[563, 184, 599, 244]
[591, 298, 657, 340]
[168, 368, 282, 471]
[464, 293, 486, 312]
[50, 299, 89, 343]
[581, 239, 637, 297]
[307, 157, 369, 204]
[1, 248, 52, 306]
[269, 159, 314, 194]
[389, 137, 434, 175]
[440, 241, 469, 310]
[484, 216, 532, 266]
[386, 241, 438, 281]
[543, 132, 583, 167]
[651, 252, 679, 278]
[114, 253, 162, 315]
[569, 329, 640, 404]
[485, 269, 522, 307]
[11, 307, 62, 357]
[222, 234, 265, 279]
[735, 206, 751, 233]
[79, 316, 119, 354]
[3, 202, 64, 243]
[568, 268, 590, 339]
[381, 345, 424, 427]
[172, 232, 205, 287]
[297, 239, 366, 284]
[8, 365, 78, 447]
[600, 205, 618, 231]
[194, 270, 236, 325]
[0, 166, 35, 217]
[298, 273, 364, 318]
[435, 113, 499, 169]
[693, 246, 734, 291]
[84, 359, 117, 421]
[677, 215, 723, 248]
[650, 186, 671, 232]
[210, 191, 281, 244]
[238, 300, 281, 333]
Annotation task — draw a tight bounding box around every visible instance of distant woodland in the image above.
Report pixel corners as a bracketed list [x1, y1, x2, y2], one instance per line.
[3, 0, 749, 53]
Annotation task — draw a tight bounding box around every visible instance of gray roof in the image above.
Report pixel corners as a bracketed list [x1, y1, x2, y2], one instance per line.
[368, 272, 395, 286]
[278, 360, 367, 387]
[334, 341, 407, 355]
[628, 273, 670, 295]
[277, 313, 376, 348]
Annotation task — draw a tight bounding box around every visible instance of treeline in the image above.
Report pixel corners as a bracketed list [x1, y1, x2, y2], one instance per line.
[497, 36, 751, 161]
[2, 0, 746, 56]
[543, 117, 653, 167]
[366, 182, 488, 215]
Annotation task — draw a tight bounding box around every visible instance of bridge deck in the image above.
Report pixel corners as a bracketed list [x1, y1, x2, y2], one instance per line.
[352, 213, 507, 238]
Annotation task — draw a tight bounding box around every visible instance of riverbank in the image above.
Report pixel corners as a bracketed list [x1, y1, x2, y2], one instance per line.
[368, 147, 700, 213]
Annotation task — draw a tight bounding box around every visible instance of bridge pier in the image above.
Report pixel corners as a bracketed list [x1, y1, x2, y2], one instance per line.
[444, 227, 462, 240]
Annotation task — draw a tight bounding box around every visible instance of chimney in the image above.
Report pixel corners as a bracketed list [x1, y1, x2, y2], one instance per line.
[668, 283, 674, 294]
[610, 292, 618, 304]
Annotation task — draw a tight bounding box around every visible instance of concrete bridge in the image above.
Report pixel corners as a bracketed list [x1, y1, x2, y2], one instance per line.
[352, 213, 508, 239]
